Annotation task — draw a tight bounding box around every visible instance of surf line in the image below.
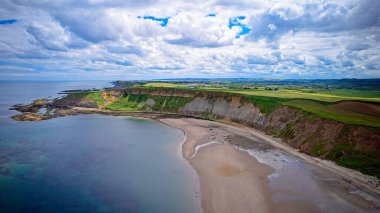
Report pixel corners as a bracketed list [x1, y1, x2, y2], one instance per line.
[191, 140, 220, 159]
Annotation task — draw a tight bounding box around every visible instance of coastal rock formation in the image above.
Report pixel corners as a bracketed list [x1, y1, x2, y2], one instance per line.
[12, 112, 49, 121]
[180, 96, 267, 126]
[10, 99, 49, 113]
[52, 94, 98, 109]
[101, 89, 123, 103]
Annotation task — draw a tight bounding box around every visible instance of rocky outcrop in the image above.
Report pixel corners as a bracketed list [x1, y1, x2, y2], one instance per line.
[180, 96, 266, 127]
[52, 93, 98, 109]
[138, 98, 155, 107]
[10, 99, 49, 113]
[101, 90, 123, 103]
[12, 112, 49, 121]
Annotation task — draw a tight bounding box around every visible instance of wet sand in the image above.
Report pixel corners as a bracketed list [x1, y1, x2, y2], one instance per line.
[161, 118, 380, 213]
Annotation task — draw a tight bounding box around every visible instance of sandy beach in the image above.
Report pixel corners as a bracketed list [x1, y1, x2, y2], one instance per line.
[161, 118, 380, 213]
[162, 118, 320, 212]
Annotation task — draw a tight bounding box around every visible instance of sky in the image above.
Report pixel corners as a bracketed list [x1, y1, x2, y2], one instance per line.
[0, 0, 379, 80]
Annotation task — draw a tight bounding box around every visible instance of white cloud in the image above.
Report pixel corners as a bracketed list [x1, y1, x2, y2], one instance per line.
[270, 2, 304, 20]
[0, 0, 379, 79]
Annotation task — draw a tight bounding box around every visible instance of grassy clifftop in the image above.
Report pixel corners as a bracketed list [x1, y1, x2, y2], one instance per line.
[139, 84, 380, 128]
[105, 93, 192, 112]
[142, 82, 380, 102]
[64, 88, 380, 128]
[68, 91, 193, 113]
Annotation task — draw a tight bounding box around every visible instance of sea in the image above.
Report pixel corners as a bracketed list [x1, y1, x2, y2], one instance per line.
[0, 81, 199, 212]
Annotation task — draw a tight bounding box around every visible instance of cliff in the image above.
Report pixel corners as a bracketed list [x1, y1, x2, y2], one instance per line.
[117, 88, 380, 178]
[11, 88, 380, 179]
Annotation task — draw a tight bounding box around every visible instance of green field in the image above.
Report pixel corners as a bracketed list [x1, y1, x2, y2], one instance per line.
[88, 92, 193, 112]
[106, 95, 146, 111]
[141, 82, 380, 128]
[60, 91, 106, 107]
[144, 82, 180, 88]
[283, 100, 380, 128]
[86, 91, 106, 107]
[142, 82, 380, 102]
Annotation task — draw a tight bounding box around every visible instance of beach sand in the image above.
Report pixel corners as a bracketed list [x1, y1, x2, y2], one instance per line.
[161, 118, 322, 213]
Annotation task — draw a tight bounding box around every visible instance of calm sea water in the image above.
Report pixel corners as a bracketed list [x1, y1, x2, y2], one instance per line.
[0, 81, 199, 213]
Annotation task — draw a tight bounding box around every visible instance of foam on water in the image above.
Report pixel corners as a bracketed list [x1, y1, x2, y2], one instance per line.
[191, 140, 220, 159]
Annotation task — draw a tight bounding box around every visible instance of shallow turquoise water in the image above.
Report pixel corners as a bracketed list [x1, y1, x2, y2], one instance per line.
[0, 82, 199, 212]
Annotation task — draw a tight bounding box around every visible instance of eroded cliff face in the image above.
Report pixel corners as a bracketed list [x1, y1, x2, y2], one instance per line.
[121, 88, 380, 177]
[180, 96, 267, 127]
[266, 107, 380, 155]
[101, 90, 124, 103]
[179, 94, 379, 150]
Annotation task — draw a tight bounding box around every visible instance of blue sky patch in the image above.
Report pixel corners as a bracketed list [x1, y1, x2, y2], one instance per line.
[0, 19, 17, 25]
[228, 16, 251, 38]
[137, 16, 170, 27]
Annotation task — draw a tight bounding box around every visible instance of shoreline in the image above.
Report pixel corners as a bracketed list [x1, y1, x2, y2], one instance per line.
[160, 117, 380, 212]
[174, 125, 202, 213]
[11, 107, 380, 211]
[217, 120, 380, 196]
[160, 118, 277, 212]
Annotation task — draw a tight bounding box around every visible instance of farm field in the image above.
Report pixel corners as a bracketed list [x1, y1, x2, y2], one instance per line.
[283, 100, 380, 128]
[142, 82, 380, 103]
[141, 81, 380, 127]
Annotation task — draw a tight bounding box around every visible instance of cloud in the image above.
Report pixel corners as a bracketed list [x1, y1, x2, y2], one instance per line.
[346, 43, 370, 51]
[25, 20, 88, 51]
[243, 0, 380, 42]
[162, 13, 233, 47]
[106, 44, 144, 56]
[112, 60, 133, 67]
[247, 54, 277, 65]
[0, 0, 379, 79]
[269, 2, 304, 21]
